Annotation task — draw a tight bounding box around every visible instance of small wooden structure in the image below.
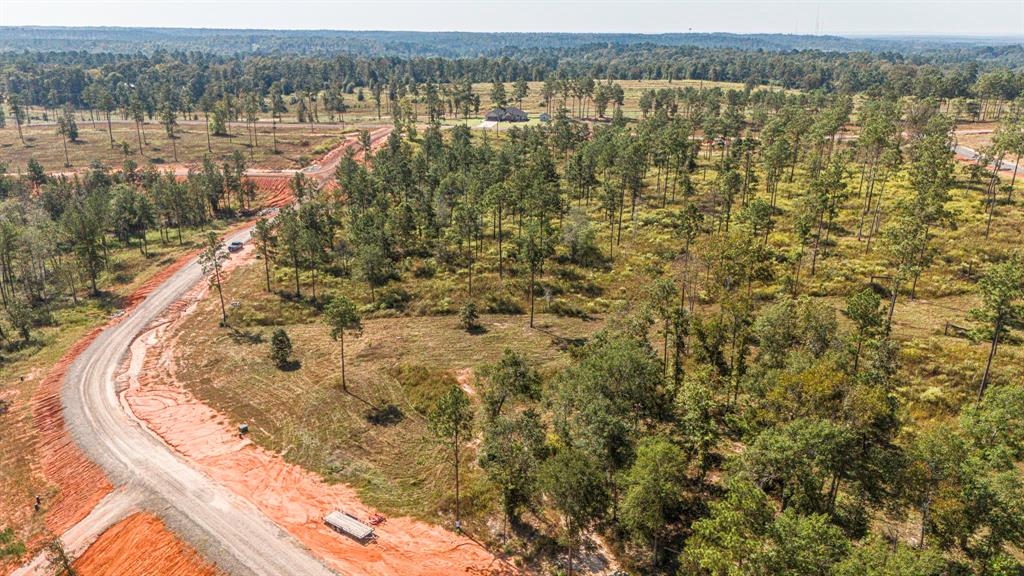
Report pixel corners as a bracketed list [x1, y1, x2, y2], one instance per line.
[324, 511, 375, 542]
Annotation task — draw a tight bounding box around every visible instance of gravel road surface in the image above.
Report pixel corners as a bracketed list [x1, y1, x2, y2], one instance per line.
[60, 224, 337, 576]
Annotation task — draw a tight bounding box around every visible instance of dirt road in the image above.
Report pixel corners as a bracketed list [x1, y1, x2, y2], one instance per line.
[13, 128, 391, 575]
[57, 222, 337, 576]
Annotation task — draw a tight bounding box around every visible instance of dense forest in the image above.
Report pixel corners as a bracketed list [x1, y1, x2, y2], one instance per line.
[5, 40, 1024, 115]
[2, 28, 1024, 576]
[2, 27, 1021, 57]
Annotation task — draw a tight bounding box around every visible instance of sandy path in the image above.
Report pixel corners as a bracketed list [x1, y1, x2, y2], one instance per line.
[117, 243, 517, 576]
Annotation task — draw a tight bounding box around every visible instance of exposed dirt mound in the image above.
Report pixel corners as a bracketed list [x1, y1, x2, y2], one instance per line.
[73, 513, 221, 576]
[245, 176, 294, 208]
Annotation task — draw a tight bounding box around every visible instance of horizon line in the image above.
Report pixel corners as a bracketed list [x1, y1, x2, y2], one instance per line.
[2, 25, 1024, 40]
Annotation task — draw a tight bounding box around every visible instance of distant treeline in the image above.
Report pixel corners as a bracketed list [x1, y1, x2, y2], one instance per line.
[4, 41, 1024, 115]
[4, 27, 1022, 58]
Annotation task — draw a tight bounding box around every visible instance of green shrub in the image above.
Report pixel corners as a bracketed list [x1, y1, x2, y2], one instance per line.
[460, 301, 479, 330]
[413, 260, 437, 278]
[269, 328, 293, 369]
[375, 286, 412, 311]
[0, 527, 26, 560]
[549, 299, 591, 319]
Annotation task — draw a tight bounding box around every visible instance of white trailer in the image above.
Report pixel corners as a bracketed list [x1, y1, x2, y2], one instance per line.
[324, 511, 375, 542]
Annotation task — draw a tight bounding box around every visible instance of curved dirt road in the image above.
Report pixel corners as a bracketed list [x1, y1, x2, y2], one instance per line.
[61, 224, 336, 576]
[12, 125, 394, 576]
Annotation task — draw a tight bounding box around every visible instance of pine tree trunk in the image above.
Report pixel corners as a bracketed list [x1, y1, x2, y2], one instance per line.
[529, 267, 536, 328]
[340, 332, 347, 392]
[106, 111, 114, 148]
[978, 316, 1002, 401]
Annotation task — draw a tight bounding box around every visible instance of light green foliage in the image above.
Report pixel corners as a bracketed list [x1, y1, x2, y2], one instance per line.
[960, 384, 1024, 462]
[478, 408, 546, 523]
[681, 478, 848, 576]
[753, 296, 837, 369]
[459, 300, 478, 331]
[540, 446, 609, 568]
[547, 332, 665, 471]
[324, 295, 361, 340]
[0, 527, 26, 560]
[620, 437, 689, 555]
[428, 384, 473, 444]
[832, 537, 945, 576]
[479, 348, 540, 420]
[198, 230, 228, 323]
[970, 254, 1024, 398]
[740, 417, 851, 514]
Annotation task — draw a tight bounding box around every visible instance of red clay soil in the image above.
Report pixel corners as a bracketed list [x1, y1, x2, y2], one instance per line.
[29, 219, 256, 538]
[118, 247, 518, 576]
[29, 129, 365, 538]
[73, 513, 221, 576]
[29, 250, 199, 536]
[245, 176, 294, 208]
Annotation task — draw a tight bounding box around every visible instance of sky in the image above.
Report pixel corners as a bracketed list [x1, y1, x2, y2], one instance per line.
[2, 0, 1023, 37]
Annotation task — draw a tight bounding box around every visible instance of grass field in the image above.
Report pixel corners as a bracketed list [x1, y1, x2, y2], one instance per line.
[174, 257, 600, 535]
[1, 78, 762, 174]
[0, 120, 355, 173]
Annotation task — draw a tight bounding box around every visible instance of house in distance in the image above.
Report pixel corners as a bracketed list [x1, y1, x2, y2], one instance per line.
[484, 106, 529, 122]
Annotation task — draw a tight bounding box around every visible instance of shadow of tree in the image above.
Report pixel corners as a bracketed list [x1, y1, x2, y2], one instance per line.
[229, 327, 264, 345]
[365, 403, 405, 426]
[279, 359, 302, 372]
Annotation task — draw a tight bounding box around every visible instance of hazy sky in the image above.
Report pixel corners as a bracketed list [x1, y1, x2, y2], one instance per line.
[2, 0, 1023, 37]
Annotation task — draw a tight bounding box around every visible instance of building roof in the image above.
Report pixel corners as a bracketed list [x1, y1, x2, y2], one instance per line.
[485, 106, 528, 118]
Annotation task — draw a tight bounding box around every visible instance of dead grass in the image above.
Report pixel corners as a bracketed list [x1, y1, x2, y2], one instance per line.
[0, 121, 345, 173]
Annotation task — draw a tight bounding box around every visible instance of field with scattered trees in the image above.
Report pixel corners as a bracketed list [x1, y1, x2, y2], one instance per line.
[2, 30, 1024, 576]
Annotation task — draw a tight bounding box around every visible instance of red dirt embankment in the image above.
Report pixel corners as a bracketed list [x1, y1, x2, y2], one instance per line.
[246, 176, 294, 208]
[73, 513, 221, 576]
[30, 250, 200, 536]
[119, 244, 517, 576]
[27, 219, 255, 541]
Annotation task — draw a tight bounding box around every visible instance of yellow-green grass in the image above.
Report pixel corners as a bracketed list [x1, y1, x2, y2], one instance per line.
[468, 79, 767, 118]
[159, 128, 1022, 551]
[0, 121, 356, 174]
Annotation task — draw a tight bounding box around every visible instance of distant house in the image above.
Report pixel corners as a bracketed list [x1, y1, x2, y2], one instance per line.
[484, 107, 529, 122]
[538, 112, 551, 123]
